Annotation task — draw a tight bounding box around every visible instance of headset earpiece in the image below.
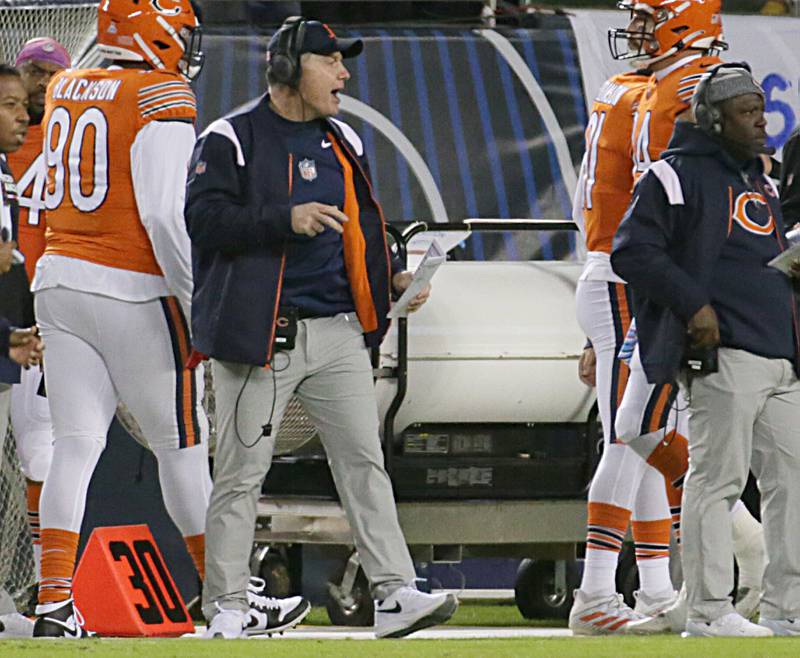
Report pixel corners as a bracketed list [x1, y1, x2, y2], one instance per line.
[268, 17, 306, 88]
[694, 61, 753, 136]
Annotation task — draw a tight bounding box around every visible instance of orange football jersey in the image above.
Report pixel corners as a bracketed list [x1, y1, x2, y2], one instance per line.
[631, 54, 722, 178]
[42, 68, 196, 275]
[581, 71, 649, 254]
[7, 123, 46, 281]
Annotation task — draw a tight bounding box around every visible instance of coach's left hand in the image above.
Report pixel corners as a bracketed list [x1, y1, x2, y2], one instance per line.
[392, 271, 431, 313]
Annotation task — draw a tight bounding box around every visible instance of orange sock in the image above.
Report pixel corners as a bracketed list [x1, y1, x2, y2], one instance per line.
[184, 533, 205, 581]
[665, 481, 683, 544]
[632, 519, 671, 561]
[646, 430, 689, 487]
[39, 528, 80, 605]
[586, 502, 631, 553]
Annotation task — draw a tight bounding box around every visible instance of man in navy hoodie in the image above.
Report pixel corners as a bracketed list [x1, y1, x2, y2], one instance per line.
[612, 64, 800, 637]
[185, 17, 455, 639]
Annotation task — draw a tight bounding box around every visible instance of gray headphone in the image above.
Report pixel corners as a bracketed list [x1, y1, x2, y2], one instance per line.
[268, 17, 307, 88]
[693, 62, 752, 136]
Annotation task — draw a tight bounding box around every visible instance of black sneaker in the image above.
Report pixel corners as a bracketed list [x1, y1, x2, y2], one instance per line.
[245, 579, 310, 636]
[33, 599, 88, 638]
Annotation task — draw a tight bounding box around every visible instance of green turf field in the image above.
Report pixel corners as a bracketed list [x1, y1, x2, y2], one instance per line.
[2, 603, 797, 657]
[0, 636, 798, 657]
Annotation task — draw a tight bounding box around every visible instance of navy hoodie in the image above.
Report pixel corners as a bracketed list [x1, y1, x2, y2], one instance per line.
[611, 121, 799, 385]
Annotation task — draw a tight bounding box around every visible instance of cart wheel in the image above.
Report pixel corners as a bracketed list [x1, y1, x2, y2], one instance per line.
[515, 559, 578, 620]
[257, 551, 292, 599]
[326, 563, 374, 627]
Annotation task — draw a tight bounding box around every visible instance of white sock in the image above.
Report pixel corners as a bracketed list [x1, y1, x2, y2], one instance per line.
[731, 500, 765, 590]
[579, 549, 618, 597]
[637, 557, 673, 596]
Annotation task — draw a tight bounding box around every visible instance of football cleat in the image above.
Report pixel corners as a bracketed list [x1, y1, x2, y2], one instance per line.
[374, 587, 458, 639]
[568, 589, 645, 635]
[32, 599, 88, 638]
[627, 585, 687, 634]
[683, 611, 773, 637]
[633, 588, 679, 617]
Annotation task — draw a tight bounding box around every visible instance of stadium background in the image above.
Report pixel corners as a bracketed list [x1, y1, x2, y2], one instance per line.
[2, 0, 799, 618]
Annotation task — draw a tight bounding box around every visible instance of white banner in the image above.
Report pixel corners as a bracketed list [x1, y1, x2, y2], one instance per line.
[569, 10, 800, 152]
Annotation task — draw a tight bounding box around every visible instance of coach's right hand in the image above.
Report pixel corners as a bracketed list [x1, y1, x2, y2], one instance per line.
[687, 303, 720, 349]
[291, 202, 349, 237]
[9, 326, 44, 369]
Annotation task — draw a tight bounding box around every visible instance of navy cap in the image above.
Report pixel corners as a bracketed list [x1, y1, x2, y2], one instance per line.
[268, 20, 363, 60]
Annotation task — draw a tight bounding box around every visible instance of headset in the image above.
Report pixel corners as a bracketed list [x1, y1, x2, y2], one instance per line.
[268, 16, 307, 88]
[693, 61, 753, 136]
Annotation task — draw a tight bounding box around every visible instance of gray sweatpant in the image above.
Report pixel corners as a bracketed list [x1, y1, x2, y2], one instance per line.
[681, 348, 800, 622]
[202, 314, 416, 617]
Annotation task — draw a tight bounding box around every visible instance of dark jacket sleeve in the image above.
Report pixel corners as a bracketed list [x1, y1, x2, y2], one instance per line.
[184, 131, 292, 253]
[611, 171, 709, 323]
[0, 317, 10, 358]
[781, 128, 800, 224]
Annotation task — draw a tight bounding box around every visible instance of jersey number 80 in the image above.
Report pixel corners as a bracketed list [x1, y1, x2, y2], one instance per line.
[44, 106, 109, 213]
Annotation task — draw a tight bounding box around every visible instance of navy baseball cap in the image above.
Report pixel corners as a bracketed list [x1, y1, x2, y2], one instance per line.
[268, 19, 363, 60]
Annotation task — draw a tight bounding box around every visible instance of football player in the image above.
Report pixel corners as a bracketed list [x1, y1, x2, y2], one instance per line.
[6, 36, 70, 601]
[30, 0, 308, 637]
[569, 23, 675, 636]
[608, 0, 765, 632]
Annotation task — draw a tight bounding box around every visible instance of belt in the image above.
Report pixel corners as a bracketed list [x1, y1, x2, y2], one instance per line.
[297, 309, 335, 320]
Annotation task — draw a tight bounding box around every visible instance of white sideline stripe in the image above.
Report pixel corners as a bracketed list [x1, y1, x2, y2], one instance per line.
[185, 626, 571, 640]
[435, 588, 515, 600]
[339, 94, 449, 224]
[200, 119, 245, 167]
[649, 160, 685, 206]
[477, 29, 578, 198]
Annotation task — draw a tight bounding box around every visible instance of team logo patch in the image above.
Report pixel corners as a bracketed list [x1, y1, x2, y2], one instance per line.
[299, 158, 317, 182]
[150, 0, 182, 15]
[732, 191, 774, 236]
[194, 161, 207, 175]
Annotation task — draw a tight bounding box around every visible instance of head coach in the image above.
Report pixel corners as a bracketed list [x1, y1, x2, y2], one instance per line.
[611, 63, 800, 637]
[184, 17, 454, 639]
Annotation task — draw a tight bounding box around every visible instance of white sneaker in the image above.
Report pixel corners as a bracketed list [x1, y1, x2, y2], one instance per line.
[0, 612, 34, 638]
[374, 587, 458, 639]
[758, 617, 800, 636]
[627, 585, 687, 634]
[683, 611, 773, 637]
[203, 607, 247, 639]
[734, 586, 761, 620]
[568, 590, 645, 635]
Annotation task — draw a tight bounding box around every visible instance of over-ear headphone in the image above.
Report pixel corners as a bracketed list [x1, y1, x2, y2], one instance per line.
[693, 61, 752, 136]
[268, 16, 307, 88]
